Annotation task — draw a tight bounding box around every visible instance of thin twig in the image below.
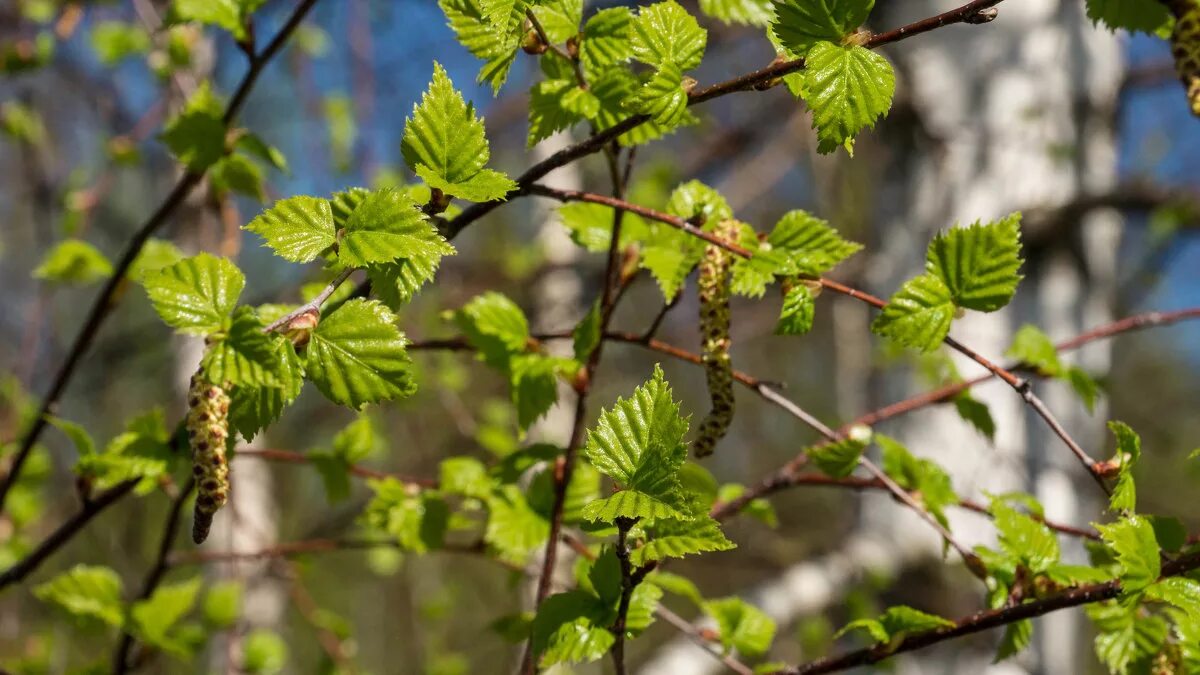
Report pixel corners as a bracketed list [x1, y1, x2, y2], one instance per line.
[112, 479, 196, 674]
[262, 267, 355, 333]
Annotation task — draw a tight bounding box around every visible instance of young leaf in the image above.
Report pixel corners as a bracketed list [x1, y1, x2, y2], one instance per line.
[1096, 515, 1161, 594]
[925, 213, 1024, 312]
[766, 209, 862, 276]
[305, 299, 416, 409]
[528, 79, 585, 147]
[995, 619, 1033, 662]
[580, 7, 633, 74]
[439, 0, 520, 92]
[169, 0, 246, 39]
[1086, 0, 1173, 35]
[632, 510, 735, 565]
[439, 456, 492, 499]
[870, 272, 955, 352]
[337, 188, 454, 268]
[775, 283, 815, 335]
[953, 393, 996, 441]
[531, 590, 612, 666]
[91, 21, 151, 65]
[992, 500, 1059, 574]
[630, 1, 707, 71]
[33, 564, 124, 627]
[145, 252, 244, 335]
[160, 82, 226, 171]
[581, 365, 691, 522]
[698, 0, 773, 27]
[800, 42, 894, 155]
[454, 291, 531, 365]
[229, 338, 304, 439]
[33, 239, 113, 285]
[1107, 421, 1141, 514]
[201, 307, 281, 388]
[771, 0, 873, 56]
[625, 61, 689, 126]
[573, 301, 602, 362]
[1006, 324, 1062, 375]
[806, 435, 867, 478]
[129, 577, 203, 656]
[401, 62, 516, 202]
[704, 597, 776, 656]
[509, 353, 562, 430]
[836, 605, 954, 644]
[244, 195, 336, 263]
[363, 478, 449, 552]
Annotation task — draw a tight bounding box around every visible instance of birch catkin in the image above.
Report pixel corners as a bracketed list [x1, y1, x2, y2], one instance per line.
[187, 368, 231, 544]
[693, 219, 738, 457]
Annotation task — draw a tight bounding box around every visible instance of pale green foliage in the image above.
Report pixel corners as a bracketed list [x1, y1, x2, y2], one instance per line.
[630, 1, 706, 70]
[245, 196, 336, 263]
[771, 0, 874, 56]
[90, 21, 150, 65]
[1086, 0, 1173, 36]
[229, 338, 303, 439]
[363, 477, 449, 552]
[33, 239, 113, 285]
[632, 506, 735, 565]
[145, 252, 244, 335]
[806, 435, 867, 478]
[877, 434, 957, 529]
[767, 210, 862, 276]
[800, 42, 894, 154]
[339, 189, 454, 267]
[305, 299, 416, 409]
[1007, 324, 1103, 412]
[925, 213, 1024, 312]
[201, 307, 281, 388]
[1096, 515, 1161, 594]
[698, 0, 773, 26]
[129, 577, 203, 657]
[580, 7, 634, 74]
[203, 580, 243, 628]
[775, 283, 815, 335]
[871, 273, 955, 352]
[169, 0, 249, 40]
[74, 408, 174, 493]
[836, 605, 953, 644]
[704, 596, 777, 656]
[402, 62, 516, 201]
[160, 82, 225, 171]
[440, 0, 520, 92]
[991, 500, 1059, 574]
[1107, 421, 1142, 514]
[33, 564, 124, 627]
[581, 365, 692, 522]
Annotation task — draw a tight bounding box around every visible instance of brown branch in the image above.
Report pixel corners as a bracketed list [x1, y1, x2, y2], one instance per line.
[773, 549, 1200, 675]
[112, 478, 195, 674]
[0, 0, 322, 513]
[235, 447, 437, 487]
[0, 480, 138, 591]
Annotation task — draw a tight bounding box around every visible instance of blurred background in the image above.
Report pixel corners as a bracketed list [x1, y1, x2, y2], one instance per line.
[1, 0, 1198, 673]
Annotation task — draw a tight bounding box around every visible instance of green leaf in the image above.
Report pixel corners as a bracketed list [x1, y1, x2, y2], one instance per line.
[160, 82, 226, 171]
[235, 133, 289, 173]
[648, 571, 705, 607]
[1096, 515, 1160, 594]
[1148, 577, 1200, 622]
[876, 434, 957, 528]
[34, 239, 113, 285]
[90, 21, 151, 65]
[229, 339, 304, 439]
[363, 478, 448, 552]
[454, 291, 531, 366]
[633, 511, 735, 565]
[581, 365, 691, 522]
[1107, 421, 1141, 514]
[1006, 324, 1061, 375]
[953, 393, 995, 441]
[402, 62, 515, 202]
[244, 196, 335, 263]
[203, 580, 242, 628]
[995, 619, 1032, 662]
[766, 209, 862, 276]
[580, 7, 633, 75]
[33, 564, 124, 627]
[573, 301, 602, 362]
[201, 307, 281, 388]
[625, 61, 689, 126]
[775, 283, 815, 335]
[486, 485, 551, 564]
[169, 0, 246, 39]
[75, 408, 175, 493]
[1065, 366, 1101, 413]
[305, 298, 415, 409]
[440, 456, 492, 499]
[528, 79, 585, 147]
[800, 42, 893, 156]
[717, 483, 778, 527]
[1086, 0, 1173, 35]
[925, 213, 1024, 312]
[130, 577, 202, 656]
[870, 272, 955, 352]
[337, 188, 453, 268]
[630, 1, 707, 70]
[145, 252, 244, 335]
[530, 0, 582, 43]
[991, 500, 1059, 574]
[806, 433, 869, 478]
[1087, 600, 1169, 675]
[439, 0, 519, 93]
[771, 0, 873, 56]
[666, 179, 733, 223]
[532, 590, 613, 666]
[210, 154, 264, 200]
[509, 354, 562, 430]
[48, 415, 95, 457]
[367, 255, 446, 310]
[698, 0, 773, 26]
[592, 66, 695, 146]
[243, 629, 288, 674]
[704, 597, 776, 656]
[129, 238, 185, 283]
[837, 605, 953, 645]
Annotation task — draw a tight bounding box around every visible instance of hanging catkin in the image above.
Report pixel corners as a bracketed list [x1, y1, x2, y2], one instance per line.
[187, 368, 231, 544]
[1171, 1, 1200, 116]
[693, 219, 737, 458]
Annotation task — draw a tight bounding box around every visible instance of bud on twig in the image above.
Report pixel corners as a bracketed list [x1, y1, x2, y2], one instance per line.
[521, 27, 548, 55]
[282, 307, 320, 348]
